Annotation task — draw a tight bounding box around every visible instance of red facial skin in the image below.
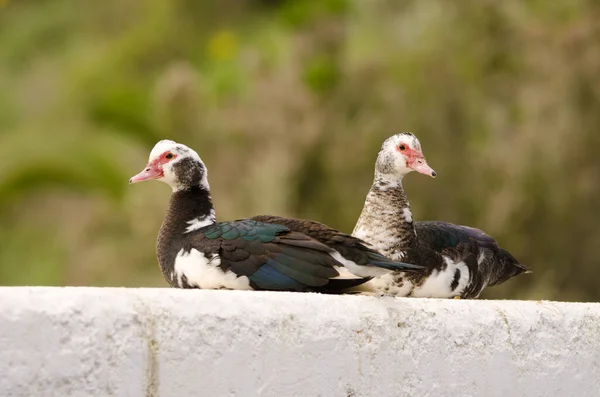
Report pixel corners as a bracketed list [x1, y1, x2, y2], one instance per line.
[129, 151, 178, 184]
[396, 144, 437, 177]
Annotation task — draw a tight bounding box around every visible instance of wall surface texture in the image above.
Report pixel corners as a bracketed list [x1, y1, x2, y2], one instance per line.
[0, 287, 599, 397]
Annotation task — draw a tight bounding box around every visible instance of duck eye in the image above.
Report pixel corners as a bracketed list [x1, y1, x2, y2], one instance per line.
[398, 145, 406, 151]
[165, 153, 173, 159]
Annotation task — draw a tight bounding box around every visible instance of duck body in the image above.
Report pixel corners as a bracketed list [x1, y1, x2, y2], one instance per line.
[360, 221, 527, 299]
[130, 139, 425, 293]
[156, 187, 366, 292]
[353, 133, 529, 298]
[415, 221, 526, 290]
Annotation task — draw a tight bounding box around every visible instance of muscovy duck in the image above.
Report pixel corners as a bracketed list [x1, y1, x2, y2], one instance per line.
[129, 139, 425, 292]
[352, 132, 529, 298]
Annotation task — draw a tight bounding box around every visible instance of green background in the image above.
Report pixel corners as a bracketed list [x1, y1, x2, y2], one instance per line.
[1, 0, 599, 301]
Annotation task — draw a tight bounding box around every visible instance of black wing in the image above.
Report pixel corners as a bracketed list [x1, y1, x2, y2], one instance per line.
[194, 219, 368, 291]
[251, 215, 424, 273]
[415, 221, 500, 253]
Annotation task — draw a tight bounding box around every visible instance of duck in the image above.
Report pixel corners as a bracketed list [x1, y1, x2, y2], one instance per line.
[129, 139, 425, 293]
[352, 132, 529, 298]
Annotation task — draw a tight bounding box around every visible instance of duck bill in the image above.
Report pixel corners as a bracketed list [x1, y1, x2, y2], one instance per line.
[409, 158, 437, 178]
[129, 165, 163, 184]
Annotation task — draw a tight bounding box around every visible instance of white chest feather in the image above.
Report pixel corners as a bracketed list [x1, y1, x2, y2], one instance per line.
[410, 256, 470, 298]
[173, 248, 252, 290]
[185, 210, 216, 233]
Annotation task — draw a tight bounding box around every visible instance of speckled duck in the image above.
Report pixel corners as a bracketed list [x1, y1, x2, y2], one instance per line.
[352, 133, 529, 298]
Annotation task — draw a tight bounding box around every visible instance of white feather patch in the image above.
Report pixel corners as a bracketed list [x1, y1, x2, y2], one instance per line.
[402, 207, 413, 223]
[149, 139, 177, 160]
[329, 250, 390, 278]
[185, 209, 216, 233]
[353, 273, 413, 296]
[174, 248, 252, 290]
[331, 266, 364, 280]
[411, 256, 470, 298]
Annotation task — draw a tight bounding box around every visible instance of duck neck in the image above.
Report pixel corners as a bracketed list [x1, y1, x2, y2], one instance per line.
[157, 186, 216, 254]
[352, 173, 417, 260]
[154, 185, 215, 286]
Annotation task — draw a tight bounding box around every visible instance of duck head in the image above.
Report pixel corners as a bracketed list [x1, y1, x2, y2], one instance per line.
[375, 132, 436, 182]
[129, 140, 209, 191]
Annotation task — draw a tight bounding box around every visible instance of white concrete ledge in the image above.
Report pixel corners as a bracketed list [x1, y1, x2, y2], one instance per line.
[0, 288, 599, 397]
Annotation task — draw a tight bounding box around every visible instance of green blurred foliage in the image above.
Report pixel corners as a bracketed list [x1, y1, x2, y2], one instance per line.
[0, 0, 599, 301]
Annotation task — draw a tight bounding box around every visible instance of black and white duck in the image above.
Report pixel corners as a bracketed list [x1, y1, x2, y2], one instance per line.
[352, 132, 529, 298]
[129, 139, 425, 292]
